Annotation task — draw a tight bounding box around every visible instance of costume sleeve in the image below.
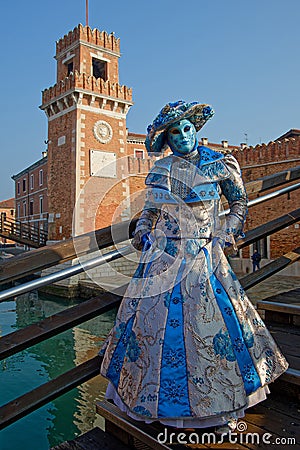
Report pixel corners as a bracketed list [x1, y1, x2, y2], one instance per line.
[134, 200, 160, 235]
[134, 161, 168, 235]
[131, 193, 160, 250]
[219, 154, 248, 239]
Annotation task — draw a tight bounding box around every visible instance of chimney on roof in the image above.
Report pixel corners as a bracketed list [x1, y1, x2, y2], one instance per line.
[42, 151, 48, 158]
[221, 140, 228, 148]
[240, 143, 247, 150]
[202, 137, 208, 146]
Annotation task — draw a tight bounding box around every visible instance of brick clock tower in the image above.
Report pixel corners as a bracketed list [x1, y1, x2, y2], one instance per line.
[40, 24, 133, 241]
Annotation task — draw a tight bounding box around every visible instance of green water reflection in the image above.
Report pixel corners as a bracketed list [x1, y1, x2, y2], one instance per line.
[0, 292, 117, 450]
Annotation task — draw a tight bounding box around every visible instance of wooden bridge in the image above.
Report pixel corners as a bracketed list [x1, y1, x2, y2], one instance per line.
[0, 213, 48, 248]
[0, 166, 300, 449]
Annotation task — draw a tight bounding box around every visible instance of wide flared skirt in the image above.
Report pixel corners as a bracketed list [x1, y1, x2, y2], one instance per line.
[104, 382, 270, 428]
[100, 239, 288, 425]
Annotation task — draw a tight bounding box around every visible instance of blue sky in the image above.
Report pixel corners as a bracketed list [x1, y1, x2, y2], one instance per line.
[0, 0, 299, 199]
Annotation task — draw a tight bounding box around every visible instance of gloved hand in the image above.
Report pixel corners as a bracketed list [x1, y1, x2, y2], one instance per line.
[212, 230, 237, 255]
[131, 230, 151, 251]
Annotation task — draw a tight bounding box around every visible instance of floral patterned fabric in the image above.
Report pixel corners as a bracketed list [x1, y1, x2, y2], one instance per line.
[100, 146, 288, 424]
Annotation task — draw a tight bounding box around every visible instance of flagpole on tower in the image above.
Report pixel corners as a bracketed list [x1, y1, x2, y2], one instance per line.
[86, 0, 89, 27]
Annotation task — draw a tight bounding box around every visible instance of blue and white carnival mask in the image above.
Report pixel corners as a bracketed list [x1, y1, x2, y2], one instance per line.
[167, 119, 197, 155]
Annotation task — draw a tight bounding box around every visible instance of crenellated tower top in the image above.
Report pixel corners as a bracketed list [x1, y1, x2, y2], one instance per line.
[56, 24, 120, 58]
[54, 24, 121, 85]
[40, 23, 132, 119]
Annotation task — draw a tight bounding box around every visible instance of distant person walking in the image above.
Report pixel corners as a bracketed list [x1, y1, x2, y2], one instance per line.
[251, 249, 261, 272]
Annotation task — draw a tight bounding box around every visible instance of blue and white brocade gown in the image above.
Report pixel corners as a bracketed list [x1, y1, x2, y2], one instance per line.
[100, 146, 288, 427]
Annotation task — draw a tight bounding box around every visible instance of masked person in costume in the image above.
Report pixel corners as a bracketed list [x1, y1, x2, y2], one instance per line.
[100, 101, 288, 432]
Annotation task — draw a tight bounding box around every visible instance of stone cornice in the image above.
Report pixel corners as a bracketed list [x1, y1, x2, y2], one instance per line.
[55, 39, 120, 61]
[127, 137, 145, 144]
[41, 72, 132, 107]
[12, 157, 48, 180]
[40, 88, 133, 119]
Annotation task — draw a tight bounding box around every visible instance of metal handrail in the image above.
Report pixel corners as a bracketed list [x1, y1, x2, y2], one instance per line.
[1, 167, 299, 285]
[2, 208, 299, 359]
[0, 245, 132, 302]
[220, 181, 300, 217]
[0, 181, 299, 302]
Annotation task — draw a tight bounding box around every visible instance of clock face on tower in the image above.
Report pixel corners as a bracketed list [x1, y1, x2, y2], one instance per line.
[93, 120, 113, 144]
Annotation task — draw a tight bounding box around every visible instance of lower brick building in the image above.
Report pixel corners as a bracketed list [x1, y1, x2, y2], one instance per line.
[12, 154, 48, 237]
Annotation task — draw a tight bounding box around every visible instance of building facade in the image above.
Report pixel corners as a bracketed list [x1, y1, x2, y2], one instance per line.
[11, 24, 300, 275]
[12, 155, 48, 235]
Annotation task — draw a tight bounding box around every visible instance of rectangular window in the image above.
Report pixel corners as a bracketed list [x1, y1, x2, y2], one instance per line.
[39, 169, 43, 186]
[23, 178, 26, 192]
[17, 204, 20, 218]
[17, 182, 20, 195]
[40, 196, 43, 214]
[29, 200, 34, 216]
[67, 61, 73, 76]
[30, 174, 34, 190]
[23, 201, 27, 217]
[92, 58, 107, 81]
[134, 149, 144, 159]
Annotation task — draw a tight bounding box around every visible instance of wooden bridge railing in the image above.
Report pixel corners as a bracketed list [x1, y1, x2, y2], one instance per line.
[244, 164, 300, 195]
[0, 220, 137, 285]
[0, 214, 48, 248]
[0, 169, 300, 431]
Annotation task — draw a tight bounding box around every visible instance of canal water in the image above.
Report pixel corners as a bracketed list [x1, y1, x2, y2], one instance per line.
[0, 291, 117, 450]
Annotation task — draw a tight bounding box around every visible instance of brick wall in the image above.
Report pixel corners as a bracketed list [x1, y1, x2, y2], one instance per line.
[47, 110, 77, 240]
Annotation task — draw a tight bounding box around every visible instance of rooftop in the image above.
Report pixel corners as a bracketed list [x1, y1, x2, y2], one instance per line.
[0, 198, 15, 209]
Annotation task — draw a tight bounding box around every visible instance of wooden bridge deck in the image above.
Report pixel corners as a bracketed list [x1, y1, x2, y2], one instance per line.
[51, 391, 299, 450]
[261, 287, 300, 306]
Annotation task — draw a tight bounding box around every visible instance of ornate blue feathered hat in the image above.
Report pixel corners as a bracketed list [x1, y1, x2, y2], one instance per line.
[145, 100, 214, 155]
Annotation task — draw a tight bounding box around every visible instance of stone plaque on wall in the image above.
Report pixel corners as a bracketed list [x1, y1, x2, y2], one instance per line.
[90, 150, 117, 178]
